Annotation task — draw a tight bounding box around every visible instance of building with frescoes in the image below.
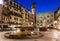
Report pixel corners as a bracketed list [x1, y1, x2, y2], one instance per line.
[36, 13, 54, 28]
[54, 7, 60, 29]
[0, 0, 36, 30]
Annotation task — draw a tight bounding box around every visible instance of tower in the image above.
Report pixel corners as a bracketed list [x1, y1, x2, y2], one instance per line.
[32, 3, 36, 28]
[32, 3, 36, 14]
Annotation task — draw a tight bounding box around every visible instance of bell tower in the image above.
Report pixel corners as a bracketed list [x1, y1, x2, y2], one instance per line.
[32, 3, 36, 28]
[32, 3, 36, 14]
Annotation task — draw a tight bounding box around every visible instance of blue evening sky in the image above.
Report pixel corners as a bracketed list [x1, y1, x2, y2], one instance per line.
[14, 0, 60, 14]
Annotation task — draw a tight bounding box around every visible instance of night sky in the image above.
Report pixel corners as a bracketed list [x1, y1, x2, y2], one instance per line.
[12, 0, 60, 14]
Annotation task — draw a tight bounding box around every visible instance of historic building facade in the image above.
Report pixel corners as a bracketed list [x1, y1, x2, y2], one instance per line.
[0, 0, 36, 30]
[54, 7, 60, 29]
[36, 13, 54, 28]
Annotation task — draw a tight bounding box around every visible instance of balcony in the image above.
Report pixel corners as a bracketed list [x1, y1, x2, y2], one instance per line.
[10, 11, 22, 18]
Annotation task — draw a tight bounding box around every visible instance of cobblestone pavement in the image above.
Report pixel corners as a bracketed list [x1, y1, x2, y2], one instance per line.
[0, 29, 60, 41]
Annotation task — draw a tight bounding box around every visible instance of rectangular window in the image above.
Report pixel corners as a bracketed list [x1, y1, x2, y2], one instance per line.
[17, 4, 18, 8]
[10, 1, 12, 5]
[14, 3, 15, 7]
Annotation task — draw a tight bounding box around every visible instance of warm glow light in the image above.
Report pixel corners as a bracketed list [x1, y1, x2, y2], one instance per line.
[58, 25, 60, 29]
[53, 30, 59, 39]
[31, 32, 34, 34]
[17, 29, 20, 32]
[0, 0, 3, 4]
[54, 21, 57, 23]
[8, 25, 16, 27]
